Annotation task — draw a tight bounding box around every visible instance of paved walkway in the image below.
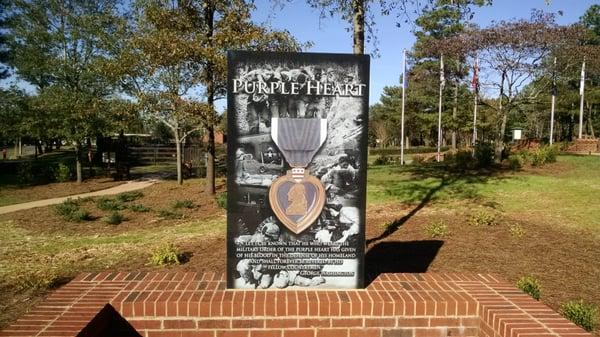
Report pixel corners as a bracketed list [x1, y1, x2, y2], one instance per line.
[0, 180, 157, 215]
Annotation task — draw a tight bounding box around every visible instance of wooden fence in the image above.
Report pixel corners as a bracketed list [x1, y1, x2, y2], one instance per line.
[129, 145, 204, 165]
[128, 144, 226, 175]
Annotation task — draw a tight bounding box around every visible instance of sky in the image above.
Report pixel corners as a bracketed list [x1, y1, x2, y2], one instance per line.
[250, 0, 595, 106]
[1, 0, 595, 110]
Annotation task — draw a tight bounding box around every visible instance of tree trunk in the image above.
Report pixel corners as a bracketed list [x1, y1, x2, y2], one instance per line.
[87, 137, 93, 177]
[494, 72, 506, 163]
[206, 126, 216, 195]
[75, 141, 82, 183]
[589, 104, 595, 138]
[351, 0, 365, 54]
[175, 129, 183, 185]
[18, 138, 22, 157]
[204, 0, 216, 195]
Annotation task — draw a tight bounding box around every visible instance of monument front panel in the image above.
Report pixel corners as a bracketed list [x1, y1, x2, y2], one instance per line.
[227, 51, 369, 289]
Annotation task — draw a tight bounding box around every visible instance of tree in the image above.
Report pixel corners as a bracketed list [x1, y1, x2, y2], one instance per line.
[578, 5, 600, 138]
[434, 11, 584, 160]
[199, 0, 304, 194]
[304, 0, 490, 56]
[487, 6, 600, 144]
[371, 1, 488, 149]
[6, 0, 124, 182]
[111, 0, 210, 185]
[0, 0, 12, 79]
[413, 0, 490, 149]
[303, 0, 373, 54]
[0, 87, 28, 150]
[581, 5, 600, 46]
[111, 0, 303, 188]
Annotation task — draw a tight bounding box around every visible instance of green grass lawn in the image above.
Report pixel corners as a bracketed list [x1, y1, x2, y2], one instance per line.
[368, 155, 600, 234]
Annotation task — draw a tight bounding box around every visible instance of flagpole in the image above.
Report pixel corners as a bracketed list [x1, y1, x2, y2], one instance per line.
[400, 49, 406, 165]
[437, 54, 444, 162]
[579, 58, 585, 139]
[549, 57, 556, 145]
[472, 56, 478, 146]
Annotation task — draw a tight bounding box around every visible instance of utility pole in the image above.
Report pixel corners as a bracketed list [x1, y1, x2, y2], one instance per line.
[400, 49, 406, 165]
[472, 56, 478, 146]
[578, 58, 585, 139]
[437, 54, 444, 162]
[549, 57, 556, 145]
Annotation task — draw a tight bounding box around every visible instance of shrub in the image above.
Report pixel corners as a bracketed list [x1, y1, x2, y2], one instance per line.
[425, 221, 448, 238]
[17, 161, 61, 185]
[507, 154, 524, 170]
[543, 144, 559, 163]
[55, 163, 71, 182]
[172, 199, 195, 209]
[373, 154, 393, 166]
[474, 142, 495, 168]
[129, 204, 150, 212]
[159, 209, 183, 219]
[150, 244, 182, 266]
[103, 211, 124, 225]
[116, 191, 144, 202]
[560, 300, 598, 332]
[55, 199, 79, 216]
[530, 148, 547, 166]
[454, 150, 474, 169]
[54, 199, 92, 222]
[12, 269, 65, 292]
[468, 210, 496, 226]
[508, 224, 526, 238]
[412, 154, 426, 165]
[69, 209, 93, 222]
[529, 145, 558, 167]
[516, 276, 541, 300]
[17, 162, 34, 185]
[96, 197, 126, 211]
[216, 193, 227, 209]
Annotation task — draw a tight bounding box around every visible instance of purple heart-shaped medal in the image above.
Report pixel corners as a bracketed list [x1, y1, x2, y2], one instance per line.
[269, 171, 325, 234]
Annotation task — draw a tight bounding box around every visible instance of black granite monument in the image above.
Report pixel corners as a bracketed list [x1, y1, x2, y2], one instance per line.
[227, 51, 369, 289]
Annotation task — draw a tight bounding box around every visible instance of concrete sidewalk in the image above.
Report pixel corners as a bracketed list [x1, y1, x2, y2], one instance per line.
[0, 180, 157, 215]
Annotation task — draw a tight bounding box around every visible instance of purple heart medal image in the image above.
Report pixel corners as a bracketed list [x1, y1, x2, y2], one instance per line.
[268, 118, 327, 234]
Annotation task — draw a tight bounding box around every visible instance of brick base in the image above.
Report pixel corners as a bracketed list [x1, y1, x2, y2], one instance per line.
[0, 273, 591, 337]
[565, 139, 600, 154]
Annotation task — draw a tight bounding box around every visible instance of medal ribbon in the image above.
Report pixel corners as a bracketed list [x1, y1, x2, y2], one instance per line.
[271, 118, 327, 167]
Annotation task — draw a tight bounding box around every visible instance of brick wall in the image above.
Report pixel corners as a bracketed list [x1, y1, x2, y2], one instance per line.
[0, 273, 592, 337]
[565, 139, 599, 154]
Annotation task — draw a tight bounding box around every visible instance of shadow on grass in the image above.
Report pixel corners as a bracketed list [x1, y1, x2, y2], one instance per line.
[367, 163, 509, 246]
[365, 240, 444, 285]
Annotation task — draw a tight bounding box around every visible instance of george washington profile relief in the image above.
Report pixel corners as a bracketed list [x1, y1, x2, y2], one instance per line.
[285, 183, 308, 216]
